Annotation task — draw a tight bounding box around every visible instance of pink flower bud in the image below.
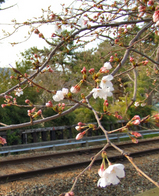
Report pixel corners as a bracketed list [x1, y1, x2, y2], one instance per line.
[117, 115, 123, 119]
[13, 98, 17, 104]
[39, 33, 44, 38]
[1, 104, 6, 108]
[68, 192, 74, 196]
[115, 39, 119, 43]
[142, 60, 148, 65]
[51, 33, 56, 37]
[131, 131, 142, 138]
[75, 131, 86, 140]
[0, 137, 7, 145]
[27, 110, 31, 116]
[25, 99, 30, 104]
[153, 10, 159, 22]
[98, 163, 105, 176]
[138, 5, 146, 13]
[124, 28, 128, 33]
[89, 68, 95, 74]
[70, 85, 80, 93]
[62, 103, 65, 107]
[147, 0, 154, 6]
[24, 73, 28, 77]
[31, 107, 36, 113]
[81, 67, 86, 74]
[37, 109, 42, 116]
[132, 115, 140, 121]
[132, 119, 140, 125]
[75, 126, 82, 131]
[103, 100, 109, 106]
[130, 57, 134, 62]
[50, 13, 56, 20]
[34, 29, 40, 34]
[100, 67, 109, 73]
[130, 137, 138, 144]
[77, 122, 86, 126]
[34, 54, 38, 58]
[49, 68, 54, 73]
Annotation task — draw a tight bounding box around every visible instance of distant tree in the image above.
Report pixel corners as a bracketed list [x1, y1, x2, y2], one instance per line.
[0, 0, 5, 4]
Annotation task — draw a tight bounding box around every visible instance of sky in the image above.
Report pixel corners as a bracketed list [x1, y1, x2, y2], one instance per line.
[0, 0, 74, 68]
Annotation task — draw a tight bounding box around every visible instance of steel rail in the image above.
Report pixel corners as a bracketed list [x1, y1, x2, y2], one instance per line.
[0, 138, 159, 165]
[0, 138, 159, 184]
[1, 129, 159, 154]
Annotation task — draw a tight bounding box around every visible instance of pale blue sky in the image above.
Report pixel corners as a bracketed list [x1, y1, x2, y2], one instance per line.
[0, 0, 75, 67]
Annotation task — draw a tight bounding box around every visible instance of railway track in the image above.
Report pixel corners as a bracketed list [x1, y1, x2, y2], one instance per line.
[0, 138, 159, 184]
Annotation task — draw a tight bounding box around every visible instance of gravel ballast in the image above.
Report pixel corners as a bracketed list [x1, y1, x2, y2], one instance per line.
[0, 152, 159, 196]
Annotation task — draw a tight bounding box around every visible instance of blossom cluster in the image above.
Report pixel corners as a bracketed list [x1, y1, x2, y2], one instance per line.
[15, 88, 23, 97]
[98, 163, 125, 187]
[134, 102, 146, 107]
[91, 62, 114, 100]
[53, 88, 69, 102]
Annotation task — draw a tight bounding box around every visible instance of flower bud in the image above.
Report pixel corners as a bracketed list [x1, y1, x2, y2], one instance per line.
[51, 33, 56, 37]
[75, 126, 81, 131]
[131, 131, 142, 138]
[1, 104, 6, 108]
[31, 107, 36, 113]
[37, 109, 42, 115]
[132, 119, 140, 125]
[34, 29, 40, 34]
[75, 131, 86, 140]
[25, 99, 30, 104]
[70, 85, 80, 93]
[81, 67, 86, 74]
[39, 33, 44, 38]
[89, 68, 95, 74]
[101, 151, 107, 158]
[77, 122, 86, 126]
[0, 137, 7, 145]
[130, 136, 138, 144]
[10, 76, 14, 79]
[130, 57, 134, 62]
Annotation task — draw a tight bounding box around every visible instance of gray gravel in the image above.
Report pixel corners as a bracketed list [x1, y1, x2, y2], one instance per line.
[1, 153, 159, 196]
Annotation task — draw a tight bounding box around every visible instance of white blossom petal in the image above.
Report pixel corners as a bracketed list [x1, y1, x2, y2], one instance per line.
[103, 62, 112, 70]
[97, 163, 125, 188]
[62, 88, 68, 95]
[97, 177, 111, 187]
[100, 75, 114, 89]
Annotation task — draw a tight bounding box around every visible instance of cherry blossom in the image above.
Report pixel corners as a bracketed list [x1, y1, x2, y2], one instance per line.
[15, 88, 23, 97]
[70, 85, 80, 93]
[91, 88, 106, 99]
[153, 10, 159, 23]
[100, 75, 114, 89]
[141, 103, 146, 107]
[104, 62, 112, 69]
[134, 102, 139, 107]
[100, 62, 112, 73]
[53, 88, 68, 102]
[97, 164, 125, 187]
